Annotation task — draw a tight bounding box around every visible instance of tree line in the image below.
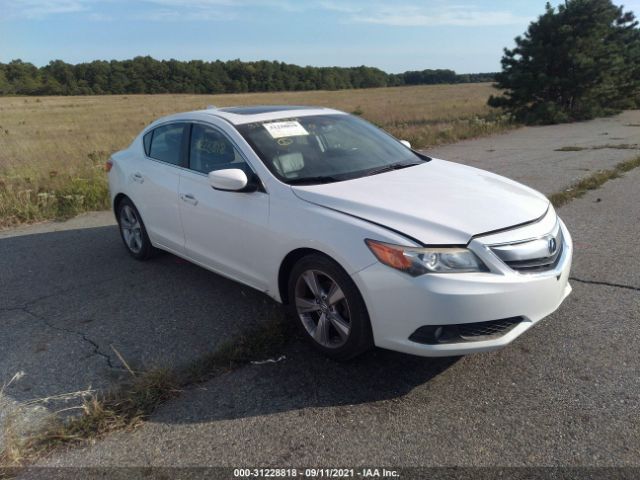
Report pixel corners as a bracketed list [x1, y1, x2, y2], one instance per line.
[0, 57, 495, 96]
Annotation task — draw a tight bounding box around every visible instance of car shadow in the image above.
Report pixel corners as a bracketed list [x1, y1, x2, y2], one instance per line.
[153, 338, 460, 424]
[0, 224, 458, 420]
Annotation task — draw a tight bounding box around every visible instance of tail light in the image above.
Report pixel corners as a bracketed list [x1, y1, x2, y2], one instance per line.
[105, 159, 113, 172]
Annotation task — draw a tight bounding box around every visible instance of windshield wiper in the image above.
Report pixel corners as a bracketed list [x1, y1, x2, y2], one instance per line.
[365, 161, 423, 177]
[288, 162, 422, 185]
[288, 175, 342, 185]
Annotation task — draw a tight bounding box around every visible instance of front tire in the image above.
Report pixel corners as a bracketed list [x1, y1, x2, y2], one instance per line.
[116, 198, 155, 260]
[288, 254, 373, 360]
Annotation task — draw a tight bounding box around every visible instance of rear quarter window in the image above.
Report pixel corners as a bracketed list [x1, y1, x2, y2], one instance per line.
[148, 123, 187, 166]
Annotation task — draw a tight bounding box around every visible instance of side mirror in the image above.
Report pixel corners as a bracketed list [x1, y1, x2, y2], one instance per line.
[208, 169, 258, 192]
[400, 140, 412, 149]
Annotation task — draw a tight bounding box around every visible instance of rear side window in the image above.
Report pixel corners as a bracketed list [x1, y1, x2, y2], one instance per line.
[143, 131, 152, 156]
[148, 123, 187, 166]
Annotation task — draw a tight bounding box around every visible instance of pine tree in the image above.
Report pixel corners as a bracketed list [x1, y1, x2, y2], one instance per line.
[489, 0, 640, 124]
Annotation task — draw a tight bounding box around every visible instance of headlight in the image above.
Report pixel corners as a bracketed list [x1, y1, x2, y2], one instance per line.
[365, 239, 488, 276]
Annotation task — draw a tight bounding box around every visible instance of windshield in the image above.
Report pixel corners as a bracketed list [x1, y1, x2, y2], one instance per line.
[236, 114, 428, 185]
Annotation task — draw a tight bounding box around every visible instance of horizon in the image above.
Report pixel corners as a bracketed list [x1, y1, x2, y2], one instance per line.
[2, 0, 639, 74]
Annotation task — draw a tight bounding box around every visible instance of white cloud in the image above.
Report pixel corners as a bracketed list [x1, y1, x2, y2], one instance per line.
[320, 2, 529, 27]
[1, 0, 90, 19]
[1, 0, 532, 26]
[317, 1, 361, 14]
[143, 7, 236, 21]
[141, 0, 237, 8]
[359, 10, 529, 27]
[141, 0, 304, 13]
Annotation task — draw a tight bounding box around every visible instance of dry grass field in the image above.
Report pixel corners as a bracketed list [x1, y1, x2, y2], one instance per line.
[0, 83, 510, 227]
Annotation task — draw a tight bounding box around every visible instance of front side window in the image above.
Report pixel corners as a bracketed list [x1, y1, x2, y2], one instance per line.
[236, 114, 426, 185]
[148, 123, 187, 166]
[188, 124, 249, 175]
[143, 131, 152, 156]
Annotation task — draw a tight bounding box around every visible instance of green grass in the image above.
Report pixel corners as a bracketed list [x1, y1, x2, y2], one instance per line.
[549, 155, 640, 208]
[555, 146, 588, 152]
[591, 143, 639, 150]
[555, 143, 639, 152]
[0, 152, 110, 226]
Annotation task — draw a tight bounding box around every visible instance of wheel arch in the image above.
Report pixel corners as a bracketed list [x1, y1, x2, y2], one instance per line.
[278, 248, 338, 305]
[278, 246, 375, 359]
[113, 193, 130, 215]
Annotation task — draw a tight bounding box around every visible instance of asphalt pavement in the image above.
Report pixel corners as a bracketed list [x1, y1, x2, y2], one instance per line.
[1, 110, 638, 472]
[428, 110, 640, 196]
[0, 218, 278, 447]
[30, 168, 640, 470]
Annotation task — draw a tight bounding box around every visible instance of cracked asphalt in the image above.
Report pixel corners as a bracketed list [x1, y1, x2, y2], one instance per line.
[0, 217, 278, 445]
[1, 110, 639, 471]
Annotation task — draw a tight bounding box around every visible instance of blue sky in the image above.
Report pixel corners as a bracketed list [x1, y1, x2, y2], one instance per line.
[2, 0, 639, 73]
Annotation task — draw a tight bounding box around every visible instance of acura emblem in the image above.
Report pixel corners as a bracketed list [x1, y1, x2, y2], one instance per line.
[548, 237, 557, 255]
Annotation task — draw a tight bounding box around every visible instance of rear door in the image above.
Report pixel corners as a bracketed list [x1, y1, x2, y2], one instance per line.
[178, 122, 270, 290]
[132, 122, 188, 254]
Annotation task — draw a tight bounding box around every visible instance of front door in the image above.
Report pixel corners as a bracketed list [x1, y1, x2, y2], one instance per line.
[178, 123, 270, 290]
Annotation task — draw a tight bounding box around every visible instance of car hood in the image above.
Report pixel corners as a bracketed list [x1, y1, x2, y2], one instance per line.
[291, 159, 550, 245]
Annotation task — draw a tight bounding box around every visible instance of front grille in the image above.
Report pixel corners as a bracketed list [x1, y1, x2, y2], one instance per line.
[490, 226, 564, 274]
[503, 240, 563, 272]
[409, 317, 523, 345]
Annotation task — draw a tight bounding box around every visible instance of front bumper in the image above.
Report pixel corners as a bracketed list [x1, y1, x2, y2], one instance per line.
[352, 219, 573, 357]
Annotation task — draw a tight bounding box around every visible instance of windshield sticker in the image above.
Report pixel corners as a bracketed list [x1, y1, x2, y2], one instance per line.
[264, 121, 309, 139]
[277, 137, 294, 146]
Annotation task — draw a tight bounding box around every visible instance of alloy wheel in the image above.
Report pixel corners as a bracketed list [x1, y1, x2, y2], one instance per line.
[294, 269, 352, 348]
[119, 205, 143, 254]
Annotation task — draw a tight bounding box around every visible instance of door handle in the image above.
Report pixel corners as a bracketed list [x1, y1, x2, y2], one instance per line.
[180, 193, 198, 206]
[132, 172, 144, 184]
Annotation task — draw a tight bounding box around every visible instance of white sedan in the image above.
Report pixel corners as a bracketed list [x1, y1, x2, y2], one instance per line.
[107, 105, 572, 360]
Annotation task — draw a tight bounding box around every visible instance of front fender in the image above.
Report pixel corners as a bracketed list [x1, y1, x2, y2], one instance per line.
[265, 194, 418, 302]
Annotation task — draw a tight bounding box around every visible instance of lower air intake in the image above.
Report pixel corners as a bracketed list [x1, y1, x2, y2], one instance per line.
[409, 317, 523, 345]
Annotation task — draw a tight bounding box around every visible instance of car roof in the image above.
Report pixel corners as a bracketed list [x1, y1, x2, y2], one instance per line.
[162, 105, 347, 126]
[217, 105, 317, 115]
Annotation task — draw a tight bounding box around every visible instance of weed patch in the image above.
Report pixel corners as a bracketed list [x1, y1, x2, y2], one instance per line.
[555, 143, 639, 152]
[591, 143, 639, 150]
[0, 310, 292, 466]
[0, 152, 109, 227]
[384, 112, 514, 147]
[555, 146, 587, 152]
[549, 156, 640, 207]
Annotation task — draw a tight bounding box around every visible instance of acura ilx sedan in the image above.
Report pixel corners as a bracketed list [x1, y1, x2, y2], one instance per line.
[107, 105, 572, 360]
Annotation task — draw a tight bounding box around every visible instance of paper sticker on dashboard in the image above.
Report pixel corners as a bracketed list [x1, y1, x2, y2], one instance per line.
[263, 121, 309, 138]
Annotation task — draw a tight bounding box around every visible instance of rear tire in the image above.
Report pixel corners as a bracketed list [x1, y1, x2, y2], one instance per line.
[287, 254, 373, 361]
[116, 198, 155, 260]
